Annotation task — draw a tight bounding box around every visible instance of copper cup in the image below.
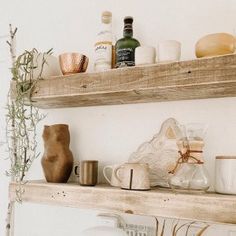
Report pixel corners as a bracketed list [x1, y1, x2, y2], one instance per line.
[75, 160, 98, 186]
[59, 52, 89, 75]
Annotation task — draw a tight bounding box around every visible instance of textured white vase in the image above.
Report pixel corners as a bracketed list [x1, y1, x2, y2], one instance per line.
[31, 53, 62, 79]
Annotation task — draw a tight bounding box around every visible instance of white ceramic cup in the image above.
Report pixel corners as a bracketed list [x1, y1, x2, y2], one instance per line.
[114, 163, 150, 190]
[215, 156, 236, 194]
[103, 165, 121, 187]
[135, 46, 156, 65]
[157, 40, 181, 63]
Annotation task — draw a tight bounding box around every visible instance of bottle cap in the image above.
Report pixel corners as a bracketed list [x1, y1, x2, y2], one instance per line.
[124, 16, 133, 24]
[123, 16, 133, 32]
[102, 11, 112, 24]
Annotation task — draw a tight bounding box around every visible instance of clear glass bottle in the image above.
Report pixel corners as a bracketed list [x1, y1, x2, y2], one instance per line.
[94, 11, 113, 72]
[115, 16, 140, 68]
[169, 123, 210, 193]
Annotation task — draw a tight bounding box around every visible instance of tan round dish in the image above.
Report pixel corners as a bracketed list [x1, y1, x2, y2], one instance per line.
[195, 33, 235, 58]
[59, 52, 89, 75]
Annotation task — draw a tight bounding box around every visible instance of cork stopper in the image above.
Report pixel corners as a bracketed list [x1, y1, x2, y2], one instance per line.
[101, 11, 112, 24]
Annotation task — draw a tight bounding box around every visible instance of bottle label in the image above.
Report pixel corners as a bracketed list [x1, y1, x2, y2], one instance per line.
[116, 48, 135, 67]
[94, 42, 112, 69]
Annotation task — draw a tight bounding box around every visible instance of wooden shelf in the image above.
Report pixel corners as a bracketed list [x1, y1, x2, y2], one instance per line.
[10, 54, 236, 109]
[9, 181, 236, 224]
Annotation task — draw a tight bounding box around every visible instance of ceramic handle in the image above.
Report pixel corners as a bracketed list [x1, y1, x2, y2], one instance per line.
[103, 166, 112, 184]
[74, 164, 80, 177]
[114, 165, 124, 183]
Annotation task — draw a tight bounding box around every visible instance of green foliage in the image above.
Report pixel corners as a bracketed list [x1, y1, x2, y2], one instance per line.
[6, 46, 52, 188]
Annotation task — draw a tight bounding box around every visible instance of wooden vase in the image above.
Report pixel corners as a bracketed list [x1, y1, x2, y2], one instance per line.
[41, 124, 74, 183]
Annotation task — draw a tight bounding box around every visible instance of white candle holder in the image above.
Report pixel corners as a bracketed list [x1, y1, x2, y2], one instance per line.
[157, 40, 181, 63]
[135, 46, 156, 65]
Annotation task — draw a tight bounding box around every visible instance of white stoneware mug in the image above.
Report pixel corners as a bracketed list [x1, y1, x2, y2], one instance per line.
[114, 163, 150, 190]
[135, 46, 156, 65]
[215, 156, 236, 194]
[103, 165, 121, 187]
[157, 40, 181, 63]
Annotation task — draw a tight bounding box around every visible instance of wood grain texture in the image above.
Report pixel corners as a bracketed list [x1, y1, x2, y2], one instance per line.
[9, 181, 236, 224]
[10, 54, 236, 109]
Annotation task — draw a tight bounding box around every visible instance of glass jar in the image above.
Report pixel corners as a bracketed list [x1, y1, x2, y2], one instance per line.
[169, 123, 210, 193]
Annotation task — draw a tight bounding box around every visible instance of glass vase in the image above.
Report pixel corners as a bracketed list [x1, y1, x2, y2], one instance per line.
[169, 123, 210, 193]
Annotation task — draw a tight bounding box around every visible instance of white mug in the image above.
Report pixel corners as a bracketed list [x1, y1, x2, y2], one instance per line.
[114, 163, 150, 190]
[215, 156, 236, 194]
[157, 40, 181, 63]
[135, 46, 156, 65]
[103, 165, 121, 187]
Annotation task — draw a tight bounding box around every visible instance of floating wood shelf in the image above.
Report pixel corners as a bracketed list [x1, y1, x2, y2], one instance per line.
[10, 54, 236, 109]
[9, 181, 236, 224]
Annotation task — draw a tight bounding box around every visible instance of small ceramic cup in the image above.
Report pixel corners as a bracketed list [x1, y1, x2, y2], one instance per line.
[215, 156, 236, 194]
[135, 46, 156, 65]
[75, 160, 98, 186]
[59, 52, 89, 75]
[114, 163, 150, 190]
[157, 40, 181, 63]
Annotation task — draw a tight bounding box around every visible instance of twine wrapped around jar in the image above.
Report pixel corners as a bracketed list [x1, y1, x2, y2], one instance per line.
[169, 149, 203, 174]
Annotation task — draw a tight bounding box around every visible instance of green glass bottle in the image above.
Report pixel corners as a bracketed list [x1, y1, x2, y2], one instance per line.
[115, 16, 140, 68]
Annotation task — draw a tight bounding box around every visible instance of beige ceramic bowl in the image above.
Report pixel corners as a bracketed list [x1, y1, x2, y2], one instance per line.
[195, 33, 235, 58]
[59, 53, 89, 75]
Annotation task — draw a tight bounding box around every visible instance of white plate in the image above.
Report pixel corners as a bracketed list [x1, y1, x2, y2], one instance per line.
[128, 118, 181, 187]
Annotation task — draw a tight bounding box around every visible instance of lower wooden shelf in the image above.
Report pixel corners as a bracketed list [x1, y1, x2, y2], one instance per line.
[9, 181, 236, 224]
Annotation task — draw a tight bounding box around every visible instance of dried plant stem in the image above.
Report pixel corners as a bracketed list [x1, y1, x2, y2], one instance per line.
[5, 24, 17, 236]
[196, 225, 210, 236]
[5, 201, 14, 236]
[154, 216, 159, 236]
[6, 24, 17, 65]
[153, 218, 210, 236]
[160, 220, 166, 236]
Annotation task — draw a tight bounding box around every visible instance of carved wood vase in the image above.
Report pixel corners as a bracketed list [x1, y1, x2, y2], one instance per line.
[41, 124, 74, 183]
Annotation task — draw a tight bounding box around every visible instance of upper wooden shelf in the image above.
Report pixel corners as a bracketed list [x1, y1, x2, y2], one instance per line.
[9, 181, 236, 224]
[10, 54, 236, 109]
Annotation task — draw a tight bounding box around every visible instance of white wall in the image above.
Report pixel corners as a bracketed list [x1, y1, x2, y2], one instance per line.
[1, 0, 236, 235]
